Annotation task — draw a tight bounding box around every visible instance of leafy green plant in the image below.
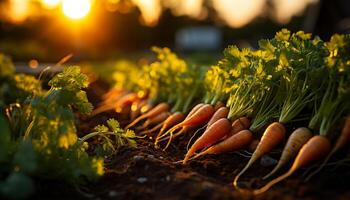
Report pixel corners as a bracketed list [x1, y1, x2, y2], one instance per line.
[0, 64, 106, 199]
[79, 118, 137, 157]
[137, 47, 205, 113]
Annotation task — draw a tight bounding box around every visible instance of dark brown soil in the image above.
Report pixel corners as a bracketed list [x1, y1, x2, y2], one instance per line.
[31, 122, 350, 200]
[31, 81, 350, 200]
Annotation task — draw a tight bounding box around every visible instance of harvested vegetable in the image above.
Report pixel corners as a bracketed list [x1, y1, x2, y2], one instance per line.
[183, 118, 231, 163]
[126, 102, 169, 129]
[253, 135, 331, 195]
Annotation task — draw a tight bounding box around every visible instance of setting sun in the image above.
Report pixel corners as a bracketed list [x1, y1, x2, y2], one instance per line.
[62, 0, 91, 20]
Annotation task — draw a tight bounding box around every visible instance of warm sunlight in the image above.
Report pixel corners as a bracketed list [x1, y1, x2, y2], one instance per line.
[164, 0, 204, 19]
[212, 0, 266, 28]
[42, 0, 60, 9]
[7, 0, 30, 23]
[62, 0, 91, 20]
[132, 0, 161, 25]
[273, 0, 318, 23]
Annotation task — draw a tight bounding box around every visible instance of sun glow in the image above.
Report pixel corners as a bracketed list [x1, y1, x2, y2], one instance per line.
[132, 0, 161, 26]
[42, 0, 60, 9]
[62, 0, 91, 20]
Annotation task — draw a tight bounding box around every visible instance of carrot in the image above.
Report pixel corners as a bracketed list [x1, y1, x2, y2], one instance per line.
[206, 107, 229, 130]
[154, 112, 185, 145]
[253, 135, 331, 195]
[186, 103, 205, 119]
[155, 104, 210, 143]
[140, 112, 170, 129]
[91, 104, 116, 116]
[233, 122, 286, 188]
[183, 118, 232, 164]
[115, 93, 139, 113]
[189, 129, 253, 162]
[91, 91, 130, 116]
[126, 103, 169, 129]
[330, 117, 350, 151]
[263, 127, 313, 180]
[139, 122, 164, 136]
[140, 102, 153, 114]
[214, 101, 225, 111]
[160, 104, 215, 150]
[229, 117, 251, 136]
[180, 104, 215, 127]
[158, 103, 205, 142]
[130, 100, 148, 121]
[305, 117, 350, 181]
[102, 88, 127, 102]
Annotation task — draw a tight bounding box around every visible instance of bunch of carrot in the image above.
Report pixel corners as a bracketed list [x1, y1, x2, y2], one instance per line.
[94, 30, 350, 193]
[92, 47, 206, 139]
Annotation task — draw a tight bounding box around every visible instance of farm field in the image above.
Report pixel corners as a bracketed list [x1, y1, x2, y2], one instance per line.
[1, 1, 350, 199]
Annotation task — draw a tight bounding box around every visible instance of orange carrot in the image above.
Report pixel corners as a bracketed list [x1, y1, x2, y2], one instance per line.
[331, 117, 350, 151]
[126, 103, 169, 129]
[156, 104, 212, 143]
[263, 127, 313, 180]
[214, 102, 225, 111]
[91, 104, 115, 116]
[189, 129, 253, 162]
[206, 107, 229, 130]
[183, 118, 232, 163]
[154, 112, 185, 144]
[306, 117, 350, 180]
[102, 88, 127, 102]
[140, 102, 153, 114]
[91, 91, 130, 116]
[140, 112, 170, 129]
[139, 122, 164, 136]
[130, 100, 148, 121]
[253, 135, 331, 195]
[160, 104, 215, 150]
[186, 103, 205, 119]
[181, 104, 215, 127]
[229, 117, 251, 136]
[233, 122, 286, 188]
[115, 93, 139, 113]
[159, 103, 205, 141]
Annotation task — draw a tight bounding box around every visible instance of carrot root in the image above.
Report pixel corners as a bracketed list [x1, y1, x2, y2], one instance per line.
[263, 127, 312, 180]
[157, 104, 215, 150]
[154, 124, 182, 148]
[155, 112, 185, 141]
[183, 118, 231, 164]
[233, 122, 286, 189]
[305, 117, 350, 181]
[206, 107, 229, 130]
[139, 122, 164, 136]
[189, 129, 253, 162]
[126, 103, 169, 129]
[253, 135, 331, 195]
[163, 127, 185, 150]
[230, 117, 251, 136]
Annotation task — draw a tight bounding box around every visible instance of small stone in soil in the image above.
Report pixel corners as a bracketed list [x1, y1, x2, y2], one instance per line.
[137, 177, 148, 183]
[166, 175, 171, 181]
[133, 155, 144, 161]
[144, 165, 149, 171]
[108, 190, 118, 197]
[260, 155, 278, 167]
